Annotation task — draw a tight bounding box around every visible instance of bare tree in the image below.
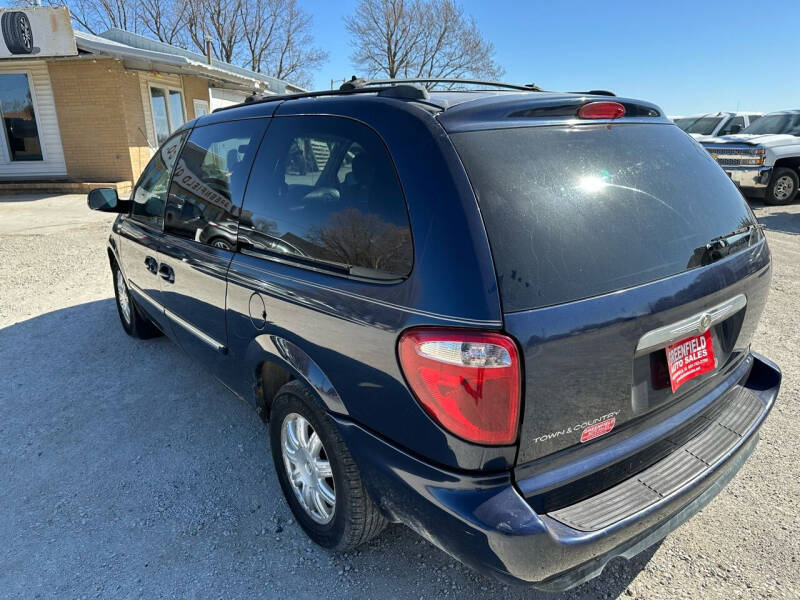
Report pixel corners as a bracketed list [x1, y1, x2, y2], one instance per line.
[308, 208, 413, 274]
[345, 0, 503, 82]
[13, 0, 144, 34]
[185, 0, 243, 63]
[11, 0, 326, 87]
[239, 0, 326, 88]
[139, 0, 188, 45]
[239, 0, 282, 72]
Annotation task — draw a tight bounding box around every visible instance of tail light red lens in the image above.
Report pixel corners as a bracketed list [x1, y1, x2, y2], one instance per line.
[397, 328, 521, 445]
[577, 101, 626, 120]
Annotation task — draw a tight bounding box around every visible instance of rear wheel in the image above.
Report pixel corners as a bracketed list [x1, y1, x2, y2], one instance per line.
[269, 381, 386, 550]
[112, 264, 162, 339]
[764, 167, 799, 205]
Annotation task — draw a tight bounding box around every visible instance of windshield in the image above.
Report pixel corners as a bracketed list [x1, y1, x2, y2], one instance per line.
[741, 113, 800, 136]
[452, 124, 758, 311]
[674, 116, 723, 135]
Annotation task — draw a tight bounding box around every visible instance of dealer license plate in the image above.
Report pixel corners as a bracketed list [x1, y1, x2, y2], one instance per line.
[665, 329, 716, 393]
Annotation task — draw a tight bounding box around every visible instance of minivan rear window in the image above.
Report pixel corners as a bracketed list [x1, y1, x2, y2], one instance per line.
[452, 124, 758, 312]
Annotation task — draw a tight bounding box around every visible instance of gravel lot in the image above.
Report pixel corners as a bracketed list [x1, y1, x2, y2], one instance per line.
[1, 194, 798, 599]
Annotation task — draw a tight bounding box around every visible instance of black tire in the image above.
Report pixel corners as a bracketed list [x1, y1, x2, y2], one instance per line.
[2, 12, 34, 55]
[764, 167, 799, 206]
[269, 381, 386, 550]
[111, 263, 163, 339]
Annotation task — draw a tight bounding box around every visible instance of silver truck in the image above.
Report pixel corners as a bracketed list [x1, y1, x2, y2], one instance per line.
[700, 110, 800, 205]
[675, 112, 761, 138]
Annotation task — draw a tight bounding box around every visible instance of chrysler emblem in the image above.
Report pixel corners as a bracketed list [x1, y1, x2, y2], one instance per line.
[698, 313, 712, 333]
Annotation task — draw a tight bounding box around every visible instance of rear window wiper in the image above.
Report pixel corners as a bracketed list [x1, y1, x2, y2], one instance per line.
[687, 223, 761, 268]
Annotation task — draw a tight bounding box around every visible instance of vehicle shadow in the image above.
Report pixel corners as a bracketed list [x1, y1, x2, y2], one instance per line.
[754, 211, 800, 235]
[0, 299, 655, 599]
[747, 199, 800, 235]
[0, 192, 58, 203]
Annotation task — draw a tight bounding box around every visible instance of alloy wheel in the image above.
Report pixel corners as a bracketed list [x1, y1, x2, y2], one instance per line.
[116, 270, 132, 325]
[280, 413, 336, 524]
[773, 175, 795, 202]
[19, 16, 32, 50]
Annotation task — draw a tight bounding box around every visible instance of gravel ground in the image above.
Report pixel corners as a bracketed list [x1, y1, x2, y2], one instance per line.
[0, 194, 798, 599]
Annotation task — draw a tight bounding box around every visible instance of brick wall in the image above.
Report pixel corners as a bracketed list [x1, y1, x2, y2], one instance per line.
[48, 61, 212, 184]
[47, 59, 136, 183]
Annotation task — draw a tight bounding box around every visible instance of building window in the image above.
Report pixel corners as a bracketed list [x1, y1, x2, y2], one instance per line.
[193, 99, 209, 118]
[0, 72, 43, 162]
[150, 86, 185, 145]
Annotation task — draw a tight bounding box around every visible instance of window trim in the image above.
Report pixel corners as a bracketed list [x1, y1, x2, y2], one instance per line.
[148, 83, 187, 144]
[0, 70, 46, 163]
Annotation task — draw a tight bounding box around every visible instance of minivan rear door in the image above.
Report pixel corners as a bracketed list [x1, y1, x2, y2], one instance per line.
[450, 122, 770, 463]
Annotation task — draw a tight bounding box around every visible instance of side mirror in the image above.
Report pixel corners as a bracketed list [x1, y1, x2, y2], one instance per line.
[88, 188, 126, 212]
[729, 124, 743, 134]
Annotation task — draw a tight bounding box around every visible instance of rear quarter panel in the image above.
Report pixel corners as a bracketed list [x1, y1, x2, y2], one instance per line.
[224, 98, 513, 471]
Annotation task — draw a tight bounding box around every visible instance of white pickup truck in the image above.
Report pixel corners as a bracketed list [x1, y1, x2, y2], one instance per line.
[699, 110, 800, 205]
[674, 112, 761, 138]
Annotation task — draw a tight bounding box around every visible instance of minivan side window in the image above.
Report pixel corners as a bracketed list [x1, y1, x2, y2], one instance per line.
[164, 118, 268, 249]
[131, 132, 186, 227]
[239, 116, 413, 278]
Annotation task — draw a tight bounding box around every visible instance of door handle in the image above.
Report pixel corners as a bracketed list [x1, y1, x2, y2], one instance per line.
[144, 256, 158, 274]
[158, 263, 175, 284]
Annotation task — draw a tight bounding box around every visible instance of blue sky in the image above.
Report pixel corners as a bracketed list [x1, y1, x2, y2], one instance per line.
[305, 0, 800, 116]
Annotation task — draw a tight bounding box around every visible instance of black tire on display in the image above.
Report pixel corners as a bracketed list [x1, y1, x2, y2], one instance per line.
[269, 380, 387, 550]
[111, 263, 163, 339]
[764, 167, 799, 206]
[1, 12, 34, 55]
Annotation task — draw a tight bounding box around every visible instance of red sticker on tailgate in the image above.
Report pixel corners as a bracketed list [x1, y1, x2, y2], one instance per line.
[580, 417, 616, 443]
[665, 329, 715, 393]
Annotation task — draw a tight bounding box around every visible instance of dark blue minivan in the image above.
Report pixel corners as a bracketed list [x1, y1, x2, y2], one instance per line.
[88, 80, 781, 590]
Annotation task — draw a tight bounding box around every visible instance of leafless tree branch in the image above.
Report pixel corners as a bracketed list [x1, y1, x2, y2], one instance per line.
[11, 0, 325, 87]
[345, 0, 503, 84]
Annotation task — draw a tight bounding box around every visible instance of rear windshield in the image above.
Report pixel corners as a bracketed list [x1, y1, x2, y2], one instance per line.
[452, 124, 757, 312]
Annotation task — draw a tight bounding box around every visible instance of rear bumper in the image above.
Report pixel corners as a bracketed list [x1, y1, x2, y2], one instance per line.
[337, 352, 780, 589]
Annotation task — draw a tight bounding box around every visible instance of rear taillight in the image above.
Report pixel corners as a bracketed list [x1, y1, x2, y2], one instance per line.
[578, 101, 626, 119]
[397, 328, 521, 445]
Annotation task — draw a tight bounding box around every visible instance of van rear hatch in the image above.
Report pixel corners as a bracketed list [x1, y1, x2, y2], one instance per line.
[448, 116, 771, 464]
